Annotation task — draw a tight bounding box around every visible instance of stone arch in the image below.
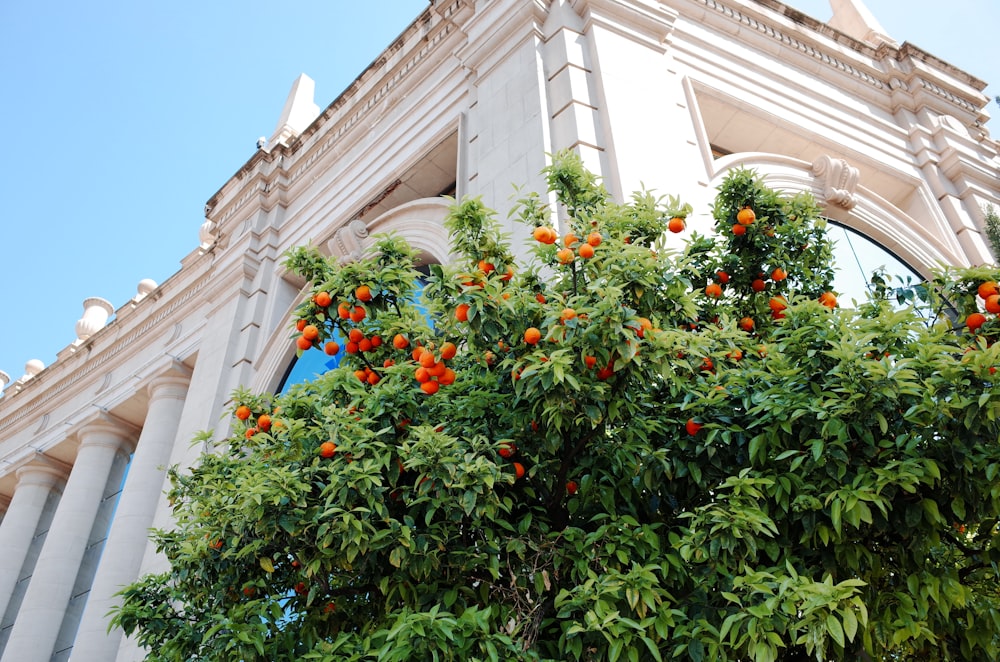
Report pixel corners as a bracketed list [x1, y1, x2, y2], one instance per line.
[707, 152, 965, 279]
[252, 197, 453, 394]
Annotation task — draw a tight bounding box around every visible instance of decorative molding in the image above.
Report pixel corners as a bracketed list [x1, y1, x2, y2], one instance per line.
[811, 155, 860, 210]
[328, 220, 371, 263]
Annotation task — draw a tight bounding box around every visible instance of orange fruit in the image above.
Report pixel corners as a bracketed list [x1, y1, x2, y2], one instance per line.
[258, 414, 272, 431]
[302, 324, 319, 341]
[986, 294, 1000, 314]
[420, 380, 440, 395]
[295, 319, 307, 332]
[414, 366, 431, 383]
[513, 462, 526, 479]
[685, 418, 703, 435]
[355, 285, 373, 302]
[524, 327, 542, 345]
[337, 302, 351, 319]
[705, 283, 722, 298]
[768, 296, 787, 313]
[563, 232, 579, 248]
[478, 259, 496, 274]
[967, 312, 987, 332]
[350, 306, 366, 323]
[358, 338, 373, 353]
[818, 292, 838, 308]
[751, 279, 767, 292]
[736, 207, 756, 225]
[500, 265, 515, 281]
[637, 317, 653, 338]
[235, 405, 252, 420]
[978, 281, 999, 300]
[533, 226, 556, 244]
[668, 216, 685, 233]
[367, 372, 380, 386]
[566, 480, 579, 495]
[296, 336, 313, 351]
[354, 369, 367, 382]
[560, 308, 577, 322]
[771, 267, 787, 282]
[584, 355, 597, 369]
[455, 303, 470, 322]
[556, 248, 574, 264]
[727, 348, 743, 361]
[348, 328, 364, 343]
[716, 271, 730, 284]
[732, 224, 746, 236]
[324, 342, 339, 356]
[439, 341, 457, 360]
[418, 348, 436, 368]
[245, 427, 258, 439]
[345, 342, 359, 354]
[587, 232, 603, 247]
[438, 368, 457, 385]
[596, 363, 614, 380]
[498, 442, 516, 458]
[578, 243, 595, 259]
[428, 361, 447, 378]
[314, 291, 332, 308]
[738, 317, 755, 332]
[535, 292, 546, 304]
[370, 335, 382, 348]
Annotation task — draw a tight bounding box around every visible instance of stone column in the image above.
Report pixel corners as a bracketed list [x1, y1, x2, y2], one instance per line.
[0, 463, 67, 626]
[72, 371, 190, 660]
[1, 417, 135, 662]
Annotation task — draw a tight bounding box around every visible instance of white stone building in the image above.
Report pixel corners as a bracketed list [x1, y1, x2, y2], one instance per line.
[0, 0, 997, 659]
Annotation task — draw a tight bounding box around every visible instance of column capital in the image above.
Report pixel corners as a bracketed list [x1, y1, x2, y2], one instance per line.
[73, 411, 140, 455]
[14, 457, 70, 492]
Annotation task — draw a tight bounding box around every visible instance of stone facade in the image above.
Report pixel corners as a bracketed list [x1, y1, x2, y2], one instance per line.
[0, 1, 997, 659]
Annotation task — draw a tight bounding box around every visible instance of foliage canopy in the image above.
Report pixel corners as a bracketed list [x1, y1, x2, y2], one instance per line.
[113, 152, 1000, 661]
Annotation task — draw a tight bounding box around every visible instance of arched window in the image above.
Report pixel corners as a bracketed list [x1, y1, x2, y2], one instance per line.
[827, 222, 926, 308]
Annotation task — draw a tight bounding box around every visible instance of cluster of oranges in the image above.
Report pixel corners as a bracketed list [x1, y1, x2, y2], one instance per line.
[533, 226, 603, 264]
[967, 281, 1000, 333]
[497, 441, 526, 481]
[406, 339, 458, 395]
[235, 404, 277, 439]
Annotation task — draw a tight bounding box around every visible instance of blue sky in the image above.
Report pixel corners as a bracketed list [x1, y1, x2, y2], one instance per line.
[0, 0, 996, 387]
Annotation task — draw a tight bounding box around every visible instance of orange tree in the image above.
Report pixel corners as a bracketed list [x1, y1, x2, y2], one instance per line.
[112, 151, 1000, 661]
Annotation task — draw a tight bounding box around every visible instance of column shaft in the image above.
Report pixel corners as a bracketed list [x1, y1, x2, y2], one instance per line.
[1, 420, 134, 662]
[0, 465, 66, 629]
[73, 374, 190, 660]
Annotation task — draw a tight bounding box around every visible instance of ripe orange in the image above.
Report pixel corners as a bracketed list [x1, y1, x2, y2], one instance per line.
[578, 243, 595, 259]
[533, 226, 556, 244]
[637, 317, 653, 338]
[498, 442, 516, 458]
[319, 441, 337, 458]
[751, 279, 767, 292]
[986, 294, 1000, 314]
[716, 271, 730, 284]
[556, 248, 575, 264]
[314, 291, 332, 308]
[739, 317, 755, 332]
[296, 336, 313, 351]
[705, 283, 722, 298]
[354, 369, 367, 382]
[358, 338, 373, 353]
[500, 265, 515, 281]
[560, 308, 577, 322]
[367, 372, 380, 386]
[967, 312, 987, 332]
[258, 414, 272, 431]
[456, 303, 470, 322]
[350, 306, 366, 323]
[818, 291, 838, 308]
[771, 267, 787, 282]
[420, 380, 440, 395]
[768, 296, 787, 313]
[324, 342, 340, 355]
[584, 355, 597, 369]
[563, 232, 579, 248]
[978, 281, 999, 300]
[596, 363, 614, 380]
[428, 361, 447, 378]
[566, 480, 579, 495]
[348, 328, 364, 343]
[732, 224, 746, 236]
[296, 319, 307, 332]
[355, 285, 373, 302]
[419, 348, 437, 368]
[736, 207, 756, 225]
[337, 302, 351, 319]
[524, 327, 542, 345]
[668, 216, 685, 233]
[513, 462, 526, 479]
[439, 341, 457, 360]
[587, 232, 603, 247]
[438, 368, 457, 385]
[685, 418, 703, 435]
[414, 366, 431, 383]
[727, 348, 743, 361]
[478, 259, 496, 274]
[535, 292, 546, 304]
[302, 324, 320, 341]
[370, 335, 382, 348]
[235, 405, 252, 420]
[245, 427, 258, 439]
